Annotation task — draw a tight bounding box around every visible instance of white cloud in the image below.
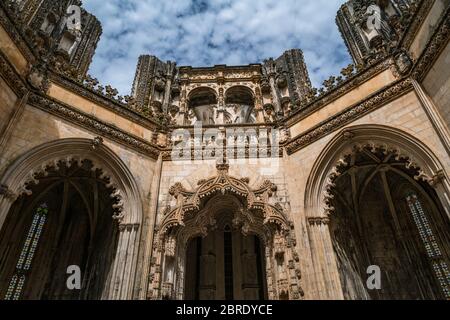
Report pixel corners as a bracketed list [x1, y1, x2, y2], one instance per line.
[83, 0, 351, 95]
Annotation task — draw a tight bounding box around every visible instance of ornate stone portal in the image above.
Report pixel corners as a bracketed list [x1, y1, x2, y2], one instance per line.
[1, 0, 449, 301]
[148, 162, 303, 300]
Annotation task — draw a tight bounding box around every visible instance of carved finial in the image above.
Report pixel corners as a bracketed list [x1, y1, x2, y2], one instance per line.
[342, 130, 355, 140]
[307, 217, 330, 226]
[430, 170, 446, 187]
[340, 64, 355, 79]
[113, 211, 125, 224]
[216, 158, 229, 173]
[394, 51, 413, 77]
[27, 64, 50, 93]
[92, 136, 104, 150]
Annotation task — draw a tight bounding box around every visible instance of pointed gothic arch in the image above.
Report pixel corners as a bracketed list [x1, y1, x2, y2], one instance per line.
[305, 125, 450, 219]
[149, 162, 303, 300]
[304, 125, 450, 300]
[0, 138, 143, 300]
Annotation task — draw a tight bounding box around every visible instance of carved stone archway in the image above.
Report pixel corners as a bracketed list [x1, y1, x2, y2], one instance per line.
[306, 125, 450, 220]
[0, 138, 143, 300]
[149, 162, 303, 300]
[304, 125, 450, 299]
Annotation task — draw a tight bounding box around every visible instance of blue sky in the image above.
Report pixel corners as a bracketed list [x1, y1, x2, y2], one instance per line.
[83, 0, 351, 95]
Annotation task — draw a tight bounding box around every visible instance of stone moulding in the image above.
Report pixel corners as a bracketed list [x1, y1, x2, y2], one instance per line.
[49, 73, 161, 132]
[27, 93, 161, 159]
[284, 58, 393, 127]
[159, 162, 290, 235]
[399, 0, 435, 49]
[0, 2, 36, 64]
[285, 78, 413, 155]
[178, 64, 262, 84]
[0, 51, 28, 98]
[411, 6, 450, 81]
[0, 3, 449, 160]
[160, 146, 285, 161]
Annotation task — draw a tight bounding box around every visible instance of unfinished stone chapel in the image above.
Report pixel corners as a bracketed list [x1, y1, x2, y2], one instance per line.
[0, 0, 449, 300]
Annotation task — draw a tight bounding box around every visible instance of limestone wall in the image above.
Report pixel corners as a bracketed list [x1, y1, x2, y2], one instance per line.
[289, 69, 396, 139]
[0, 23, 28, 76]
[157, 158, 291, 225]
[0, 104, 157, 201]
[284, 91, 450, 299]
[410, 0, 450, 61]
[0, 76, 18, 133]
[423, 41, 450, 130]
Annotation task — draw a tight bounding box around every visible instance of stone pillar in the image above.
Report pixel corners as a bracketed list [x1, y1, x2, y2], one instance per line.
[178, 83, 188, 125]
[265, 246, 276, 300]
[137, 153, 163, 299]
[430, 170, 450, 220]
[107, 223, 140, 300]
[162, 62, 176, 113]
[412, 79, 450, 156]
[268, 75, 282, 115]
[0, 92, 29, 153]
[216, 75, 225, 125]
[307, 217, 344, 300]
[0, 185, 19, 232]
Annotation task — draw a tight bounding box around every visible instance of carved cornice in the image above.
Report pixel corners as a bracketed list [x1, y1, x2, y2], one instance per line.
[49, 72, 161, 132]
[285, 58, 392, 127]
[179, 64, 262, 84]
[0, 51, 28, 97]
[286, 78, 413, 155]
[159, 162, 290, 235]
[0, 2, 36, 64]
[285, 3, 450, 155]
[399, 0, 435, 49]
[307, 217, 330, 226]
[27, 93, 161, 159]
[411, 6, 450, 81]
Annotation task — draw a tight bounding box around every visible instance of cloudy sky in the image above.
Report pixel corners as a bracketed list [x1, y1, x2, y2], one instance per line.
[83, 0, 351, 95]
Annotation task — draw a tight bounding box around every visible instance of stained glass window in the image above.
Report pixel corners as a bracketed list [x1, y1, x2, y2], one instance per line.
[4, 203, 48, 300]
[406, 194, 450, 298]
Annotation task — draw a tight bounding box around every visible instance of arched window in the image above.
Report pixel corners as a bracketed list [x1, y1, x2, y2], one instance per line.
[327, 146, 450, 299]
[188, 87, 218, 125]
[225, 86, 255, 124]
[0, 160, 119, 300]
[405, 193, 450, 297]
[4, 203, 48, 300]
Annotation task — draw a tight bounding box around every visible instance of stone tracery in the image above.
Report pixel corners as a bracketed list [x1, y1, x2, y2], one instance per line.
[304, 125, 450, 300]
[149, 162, 303, 300]
[0, 138, 143, 300]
